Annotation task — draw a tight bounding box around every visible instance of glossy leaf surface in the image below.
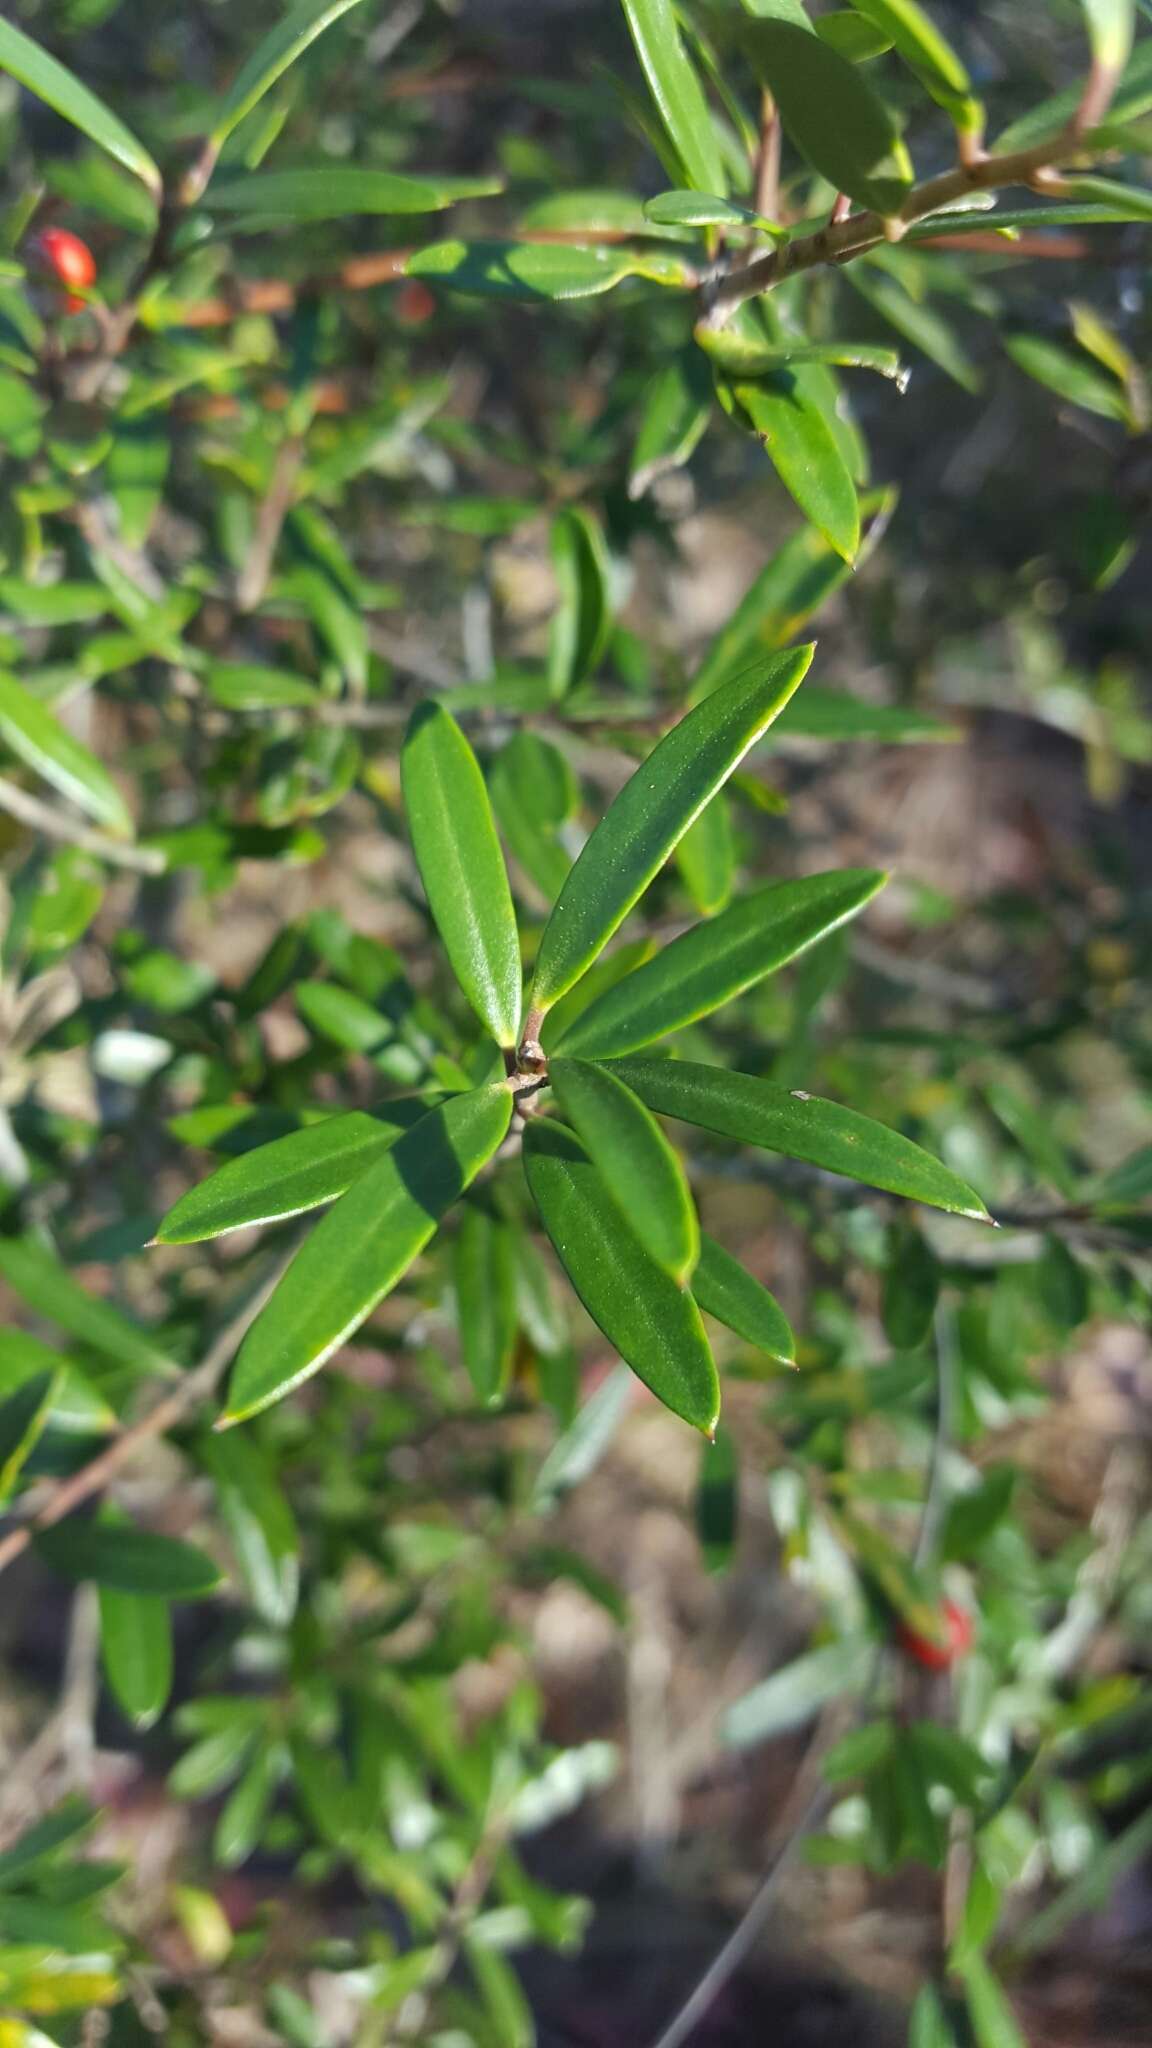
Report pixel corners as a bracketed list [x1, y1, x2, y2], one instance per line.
[0, 18, 161, 192]
[621, 0, 728, 194]
[402, 703, 522, 1046]
[209, 0, 367, 146]
[555, 869, 885, 1057]
[550, 1058, 699, 1281]
[529, 647, 813, 1016]
[606, 1057, 991, 1219]
[222, 1084, 513, 1424]
[721, 376, 860, 562]
[523, 1122, 719, 1434]
[692, 1235, 795, 1365]
[154, 1105, 432, 1243]
[741, 20, 913, 213]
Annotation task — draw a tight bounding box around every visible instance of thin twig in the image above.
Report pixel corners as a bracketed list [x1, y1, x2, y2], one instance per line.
[0, 1248, 294, 1581]
[236, 434, 305, 613]
[0, 776, 166, 874]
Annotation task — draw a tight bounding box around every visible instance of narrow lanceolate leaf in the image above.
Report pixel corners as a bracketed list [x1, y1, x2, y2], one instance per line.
[528, 647, 814, 1019]
[37, 1519, 222, 1597]
[0, 18, 161, 194]
[548, 507, 613, 699]
[0, 1237, 169, 1375]
[741, 20, 913, 214]
[846, 267, 980, 393]
[630, 348, 714, 498]
[721, 375, 860, 562]
[222, 1084, 513, 1425]
[0, 672, 133, 835]
[154, 1105, 433, 1243]
[454, 1205, 517, 1405]
[697, 330, 907, 385]
[209, 0, 368, 146]
[207, 167, 502, 218]
[201, 1433, 299, 1628]
[0, 1369, 58, 1505]
[405, 240, 694, 300]
[849, 1, 982, 128]
[550, 1058, 699, 1282]
[621, 0, 728, 195]
[554, 869, 886, 1058]
[1004, 334, 1130, 422]
[205, 663, 320, 709]
[401, 704, 522, 1047]
[675, 794, 735, 915]
[99, 1588, 173, 1728]
[523, 1122, 719, 1435]
[605, 1058, 992, 1220]
[692, 1235, 795, 1365]
[1081, 0, 1136, 74]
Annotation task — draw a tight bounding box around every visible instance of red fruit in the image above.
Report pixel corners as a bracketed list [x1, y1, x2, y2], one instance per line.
[395, 279, 436, 326]
[897, 1598, 973, 1671]
[34, 228, 97, 312]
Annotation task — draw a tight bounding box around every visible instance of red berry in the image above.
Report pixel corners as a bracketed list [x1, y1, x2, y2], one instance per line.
[897, 1598, 973, 1671]
[34, 228, 97, 313]
[395, 279, 436, 326]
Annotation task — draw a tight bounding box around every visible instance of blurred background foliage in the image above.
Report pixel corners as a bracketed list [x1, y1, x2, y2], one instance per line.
[0, 0, 1150, 2044]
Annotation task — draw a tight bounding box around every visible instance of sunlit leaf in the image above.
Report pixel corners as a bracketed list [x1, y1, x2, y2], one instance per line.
[692, 1234, 795, 1364]
[550, 1057, 699, 1281]
[0, 672, 133, 835]
[0, 17, 160, 193]
[620, 0, 728, 194]
[740, 19, 913, 213]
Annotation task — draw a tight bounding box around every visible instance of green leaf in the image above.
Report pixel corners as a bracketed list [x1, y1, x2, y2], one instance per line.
[848, 1, 981, 126]
[604, 1057, 992, 1219]
[621, 0, 728, 194]
[548, 506, 613, 699]
[846, 267, 980, 392]
[401, 703, 522, 1047]
[816, 12, 893, 60]
[0, 18, 160, 194]
[295, 981, 391, 1053]
[725, 1639, 873, 1746]
[1055, 173, 1152, 221]
[959, 1958, 1028, 2048]
[692, 1234, 795, 1365]
[1037, 1234, 1090, 1331]
[773, 686, 958, 741]
[215, 1741, 281, 1868]
[1003, 333, 1130, 422]
[1081, 0, 1136, 74]
[207, 167, 503, 218]
[154, 1106, 431, 1243]
[528, 647, 814, 1019]
[405, 239, 694, 300]
[688, 505, 896, 702]
[1093, 1140, 1152, 1205]
[0, 672, 133, 835]
[550, 1058, 700, 1281]
[0, 1797, 94, 1884]
[99, 1587, 173, 1728]
[222, 1084, 513, 1424]
[0, 578, 108, 624]
[910, 1984, 959, 2048]
[675, 792, 735, 914]
[169, 1723, 257, 1801]
[0, 1237, 170, 1375]
[630, 347, 714, 498]
[201, 1433, 299, 1627]
[205, 663, 321, 710]
[643, 190, 783, 233]
[466, 1936, 534, 2048]
[533, 1363, 633, 1506]
[720, 374, 860, 561]
[37, 1519, 222, 1598]
[740, 19, 913, 213]
[698, 330, 907, 384]
[523, 1122, 719, 1434]
[995, 36, 1152, 148]
[0, 1369, 58, 1504]
[882, 1223, 939, 1348]
[697, 1423, 738, 1571]
[209, 0, 369, 147]
[0, 1334, 115, 1437]
[454, 1203, 517, 1405]
[489, 731, 576, 901]
[941, 1465, 1017, 1561]
[554, 869, 885, 1057]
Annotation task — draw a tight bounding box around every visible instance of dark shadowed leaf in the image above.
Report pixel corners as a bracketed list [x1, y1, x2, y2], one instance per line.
[675, 793, 735, 914]
[606, 1057, 992, 1218]
[201, 1432, 300, 1627]
[849, 0, 981, 127]
[630, 347, 715, 498]
[0, 1368, 58, 1504]
[882, 1224, 940, 1348]
[209, 0, 368, 146]
[402, 703, 522, 1046]
[0, 1237, 170, 1374]
[548, 507, 613, 698]
[99, 1586, 173, 1727]
[697, 1424, 739, 1570]
[529, 647, 813, 1017]
[222, 1084, 513, 1424]
[38, 1519, 222, 1598]
[454, 1204, 518, 1404]
[524, 1122, 719, 1434]
[550, 1058, 699, 1281]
